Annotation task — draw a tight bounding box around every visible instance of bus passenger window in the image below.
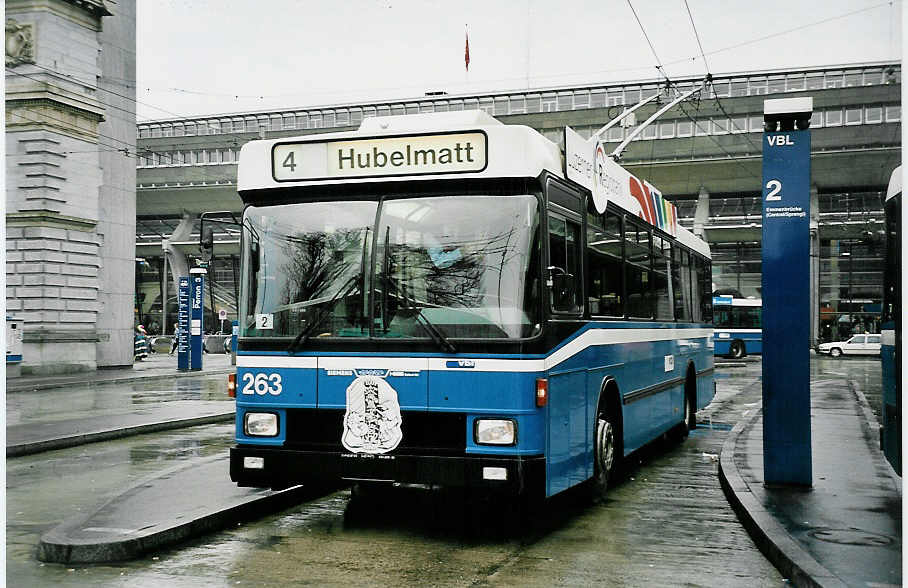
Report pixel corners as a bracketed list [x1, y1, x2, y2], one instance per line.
[692, 256, 712, 323]
[586, 210, 623, 316]
[625, 220, 653, 319]
[672, 248, 691, 321]
[653, 236, 672, 320]
[549, 215, 581, 313]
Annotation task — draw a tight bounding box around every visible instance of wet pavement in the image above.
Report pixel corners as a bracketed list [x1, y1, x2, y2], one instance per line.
[7, 354, 234, 456]
[8, 356, 784, 587]
[720, 355, 901, 587]
[5, 353, 899, 586]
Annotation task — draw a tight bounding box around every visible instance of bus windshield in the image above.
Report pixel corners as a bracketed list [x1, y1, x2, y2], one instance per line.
[240, 194, 541, 341]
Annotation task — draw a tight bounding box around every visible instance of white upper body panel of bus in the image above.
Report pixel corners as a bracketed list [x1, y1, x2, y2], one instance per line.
[237, 110, 711, 259]
[237, 110, 562, 192]
[674, 224, 710, 258]
[886, 165, 901, 202]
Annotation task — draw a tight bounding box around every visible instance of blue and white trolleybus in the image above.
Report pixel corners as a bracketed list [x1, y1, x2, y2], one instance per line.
[228, 111, 715, 501]
[881, 165, 901, 475]
[712, 296, 762, 359]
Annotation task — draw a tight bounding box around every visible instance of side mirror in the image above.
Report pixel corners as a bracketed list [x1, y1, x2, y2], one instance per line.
[547, 266, 576, 312]
[250, 240, 260, 274]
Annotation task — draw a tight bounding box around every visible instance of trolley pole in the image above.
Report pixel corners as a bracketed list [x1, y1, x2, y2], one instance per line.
[761, 97, 813, 486]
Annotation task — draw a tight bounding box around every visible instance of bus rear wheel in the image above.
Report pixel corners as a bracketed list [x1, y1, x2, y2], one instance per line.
[729, 340, 746, 359]
[590, 404, 619, 501]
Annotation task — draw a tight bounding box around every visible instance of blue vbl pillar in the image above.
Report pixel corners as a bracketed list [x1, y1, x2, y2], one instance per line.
[761, 97, 813, 486]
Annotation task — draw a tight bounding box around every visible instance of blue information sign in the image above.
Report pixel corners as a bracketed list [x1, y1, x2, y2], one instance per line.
[761, 129, 812, 486]
[177, 277, 190, 371]
[190, 269, 205, 371]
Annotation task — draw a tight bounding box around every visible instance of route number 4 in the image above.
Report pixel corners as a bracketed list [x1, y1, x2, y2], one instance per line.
[765, 179, 783, 201]
[282, 151, 297, 172]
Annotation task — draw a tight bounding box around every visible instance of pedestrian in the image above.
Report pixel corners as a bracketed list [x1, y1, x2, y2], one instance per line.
[169, 324, 179, 354]
[134, 325, 149, 361]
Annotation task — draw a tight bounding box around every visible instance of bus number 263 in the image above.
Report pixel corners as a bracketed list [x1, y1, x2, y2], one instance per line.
[241, 372, 283, 395]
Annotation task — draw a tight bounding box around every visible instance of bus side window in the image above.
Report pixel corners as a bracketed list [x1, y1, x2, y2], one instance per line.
[625, 219, 653, 319]
[673, 247, 691, 321]
[694, 255, 713, 323]
[586, 209, 624, 317]
[653, 235, 672, 320]
[548, 214, 582, 314]
[690, 254, 703, 322]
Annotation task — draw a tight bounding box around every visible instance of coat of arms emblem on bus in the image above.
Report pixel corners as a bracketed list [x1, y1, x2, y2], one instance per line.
[341, 373, 403, 454]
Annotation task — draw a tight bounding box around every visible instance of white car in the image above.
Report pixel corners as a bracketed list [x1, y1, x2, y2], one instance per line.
[816, 334, 882, 357]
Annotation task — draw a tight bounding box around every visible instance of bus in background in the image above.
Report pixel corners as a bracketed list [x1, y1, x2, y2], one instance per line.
[227, 111, 714, 503]
[881, 165, 900, 475]
[713, 296, 762, 359]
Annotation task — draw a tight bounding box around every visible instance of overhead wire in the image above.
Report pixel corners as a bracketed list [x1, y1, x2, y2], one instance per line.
[682, 0, 763, 155]
[7, 108, 134, 154]
[664, 1, 891, 69]
[682, 0, 710, 74]
[625, 0, 672, 84]
[9, 61, 252, 144]
[125, 2, 891, 115]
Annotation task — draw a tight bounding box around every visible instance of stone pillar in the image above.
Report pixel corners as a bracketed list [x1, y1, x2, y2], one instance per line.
[5, 0, 133, 375]
[96, 0, 137, 367]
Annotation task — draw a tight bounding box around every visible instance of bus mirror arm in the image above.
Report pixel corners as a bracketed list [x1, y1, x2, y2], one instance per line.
[546, 265, 573, 287]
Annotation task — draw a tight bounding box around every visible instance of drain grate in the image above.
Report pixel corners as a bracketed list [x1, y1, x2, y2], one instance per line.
[808, 528, 894, 546]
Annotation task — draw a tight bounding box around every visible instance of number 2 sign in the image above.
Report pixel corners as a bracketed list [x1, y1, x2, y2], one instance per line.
[765, 179, 782, 201]
[256, 314, 274, 330]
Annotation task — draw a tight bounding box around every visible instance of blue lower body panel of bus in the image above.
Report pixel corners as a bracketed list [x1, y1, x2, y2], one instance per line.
[713, 330, 762, 357]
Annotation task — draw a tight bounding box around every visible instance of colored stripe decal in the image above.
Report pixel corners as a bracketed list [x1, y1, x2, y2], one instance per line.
[236, 327, 713, 372]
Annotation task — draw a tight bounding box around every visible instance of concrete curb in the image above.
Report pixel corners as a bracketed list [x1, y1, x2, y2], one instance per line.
[6, 368, 234, 394]
[718, 410, 848, 588]
[849, 380, 903, 495]
[7, 412, 235, 458]
[36, 454, 315, 564]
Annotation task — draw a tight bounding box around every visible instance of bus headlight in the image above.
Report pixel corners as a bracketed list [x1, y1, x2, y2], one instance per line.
[244, 412, 278, 437]
[474, 419, 516, 445]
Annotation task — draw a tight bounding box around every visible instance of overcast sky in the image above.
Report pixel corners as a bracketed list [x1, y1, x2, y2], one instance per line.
[135, 0, 902, 121]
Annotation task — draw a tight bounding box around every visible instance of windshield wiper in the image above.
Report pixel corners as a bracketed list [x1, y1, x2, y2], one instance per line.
[286, 273, 360, 354]
[414, 309, 456, 354]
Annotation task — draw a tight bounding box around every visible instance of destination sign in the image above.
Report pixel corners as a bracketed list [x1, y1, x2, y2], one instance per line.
[272, 132, 487, 181]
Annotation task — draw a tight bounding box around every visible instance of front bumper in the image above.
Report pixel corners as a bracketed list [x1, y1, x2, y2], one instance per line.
[230, 445, 545, 495]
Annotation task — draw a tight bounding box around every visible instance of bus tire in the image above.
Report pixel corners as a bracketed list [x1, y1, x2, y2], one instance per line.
[729, 340, 746, 359]
[672, 366, 697, 440]
[590, 385, 622, 502]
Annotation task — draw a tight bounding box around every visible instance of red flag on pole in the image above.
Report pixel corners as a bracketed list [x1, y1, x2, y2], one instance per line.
[465, 27, 470, 71]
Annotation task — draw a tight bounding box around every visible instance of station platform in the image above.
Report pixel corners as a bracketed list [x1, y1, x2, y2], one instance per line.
[719, 376, 902, 587]
[6, 348, 234, 393]
[6, 352, 236, 456]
